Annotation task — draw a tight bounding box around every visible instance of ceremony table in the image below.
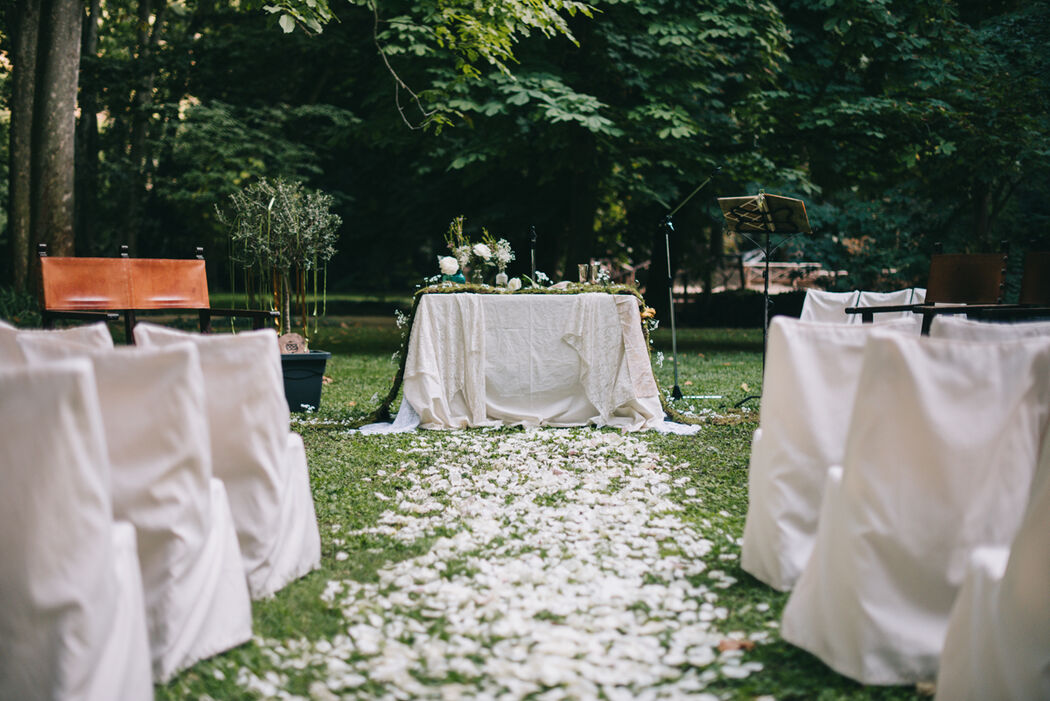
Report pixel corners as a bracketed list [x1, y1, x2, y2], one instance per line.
[401, 292, 666, 431]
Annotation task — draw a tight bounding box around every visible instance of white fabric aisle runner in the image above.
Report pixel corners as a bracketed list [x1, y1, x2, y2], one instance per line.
[360, 293, 696, 434]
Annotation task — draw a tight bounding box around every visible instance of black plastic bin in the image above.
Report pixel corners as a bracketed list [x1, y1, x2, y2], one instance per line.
[281, 350, 331, 412]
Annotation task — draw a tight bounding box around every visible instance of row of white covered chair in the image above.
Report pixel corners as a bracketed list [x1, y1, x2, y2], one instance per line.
[0, 320, 321, 699]
[742, 314, 1050, 697]
[799, 287, 926, 324]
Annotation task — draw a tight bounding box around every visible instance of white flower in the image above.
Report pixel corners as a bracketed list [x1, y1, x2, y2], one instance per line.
[439, 256, 459, 276]
[495, 239, 515, 270]
[454, 245, 471, 269]
[508, 277, 522, 291]
[472, 243, 492, 260]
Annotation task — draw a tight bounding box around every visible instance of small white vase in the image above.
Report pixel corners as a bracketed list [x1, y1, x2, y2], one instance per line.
[495, 271, 509, 286]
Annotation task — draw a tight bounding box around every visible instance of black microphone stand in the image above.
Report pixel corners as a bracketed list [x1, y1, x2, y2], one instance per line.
[529, 226, 537, 282]
[662, 166, 721, 401]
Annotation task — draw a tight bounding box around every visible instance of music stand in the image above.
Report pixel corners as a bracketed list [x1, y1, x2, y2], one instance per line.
[718, 192, 811, 405]
[661, 166, 721, 401]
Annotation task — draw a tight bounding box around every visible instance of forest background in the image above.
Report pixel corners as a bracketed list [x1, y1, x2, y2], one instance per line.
[2, 0, 1048, 322]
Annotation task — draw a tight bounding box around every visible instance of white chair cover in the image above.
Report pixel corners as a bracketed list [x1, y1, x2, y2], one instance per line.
[17, 340, 253, 681]
[741, 317, 915, 591]
[930, 314, 1050, 340]
[781, 331, 1050, 685]
[798, 289, 859, 323]
[0, 320, 113, 364]
[935, 434, 1050, 700]
[856, 287, 925, 329]
[0, 360, 153, 700]
[132, 323, 321, 599]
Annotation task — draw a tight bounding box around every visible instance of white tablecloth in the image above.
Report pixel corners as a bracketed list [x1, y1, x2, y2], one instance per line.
[402, 293, 666, 430]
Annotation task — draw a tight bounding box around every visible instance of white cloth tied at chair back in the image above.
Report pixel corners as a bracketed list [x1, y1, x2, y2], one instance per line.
[781, 330, 1050, 685]
[0, 360, 153, 700]
[855, 287, 925, 326]
[799, 288, 925, 326]
[17, 338, 253, 682]
[930, 314, 1050, 340]
[132, 323, 320, 599]
[935, 429, 1050, 700]
[741, 317, 915, 591]
[0, 320, 113, 364]
[799, 289, 860, 323]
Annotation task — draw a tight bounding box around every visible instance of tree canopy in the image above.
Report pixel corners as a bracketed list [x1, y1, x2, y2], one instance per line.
[2, 0, 1047, 300]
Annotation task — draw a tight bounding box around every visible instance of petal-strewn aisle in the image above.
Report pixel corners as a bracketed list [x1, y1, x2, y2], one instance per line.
[237, 428, 766, 699]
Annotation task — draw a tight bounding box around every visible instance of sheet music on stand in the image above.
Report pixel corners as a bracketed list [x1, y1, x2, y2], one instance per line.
[718, 192, 812, 406]
[718, 193, 812, 236]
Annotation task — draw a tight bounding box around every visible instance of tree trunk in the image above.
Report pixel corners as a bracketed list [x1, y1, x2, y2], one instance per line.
[972, 180, 991, 250]
[705, 221, 723, 300]
[75, 0, 101, 255]
[28, 0, 83, 291]
[281, 270, 292, 335]
[124, 0, 166, 255]
[8, 0, 42, 291]
[648, 219, 673, 323]
[564, 128, 599, 274]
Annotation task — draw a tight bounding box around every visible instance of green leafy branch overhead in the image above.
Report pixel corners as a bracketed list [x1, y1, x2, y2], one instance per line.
[258, 0, 594, 128]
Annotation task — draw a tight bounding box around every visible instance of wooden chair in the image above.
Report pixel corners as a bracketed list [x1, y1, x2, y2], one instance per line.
[1018, 250, 1050, 305]
[846, 244, 1008, 334]
[908, 250, 1050, 326]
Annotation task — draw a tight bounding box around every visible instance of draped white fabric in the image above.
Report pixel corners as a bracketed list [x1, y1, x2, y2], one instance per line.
[133, 324, 321, 599]
[0, 320, 113, 364]
[0, 361, 153, 700]
[930, 314, 1050, 340]
[854, 287, 925, 313]
[741, 317, 915, 591]
[799, 288, 925, 326]
[402, 293, 666, 430]
[780, 331, 1050, 685]
[935, 435, 1050, 700]
[855, 287, 926, 331]
[16, 341, 253, 682]
[798, 290, 859, 322]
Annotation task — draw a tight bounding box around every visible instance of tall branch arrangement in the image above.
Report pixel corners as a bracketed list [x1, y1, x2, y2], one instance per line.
[217, 177, 341, 340]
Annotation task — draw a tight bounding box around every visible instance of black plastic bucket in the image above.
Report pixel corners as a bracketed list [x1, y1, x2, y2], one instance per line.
[281, 350, 331, 412]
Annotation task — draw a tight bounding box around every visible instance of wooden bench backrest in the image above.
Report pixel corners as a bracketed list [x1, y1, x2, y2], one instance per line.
[40, 256, 210, 311]
[1019, 251, 1050, 306]
[127, 259, 210, 309]
[925, 252, 1006, 305]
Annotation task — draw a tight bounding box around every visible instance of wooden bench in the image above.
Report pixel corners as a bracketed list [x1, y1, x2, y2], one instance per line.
[38, 245, 278, 342]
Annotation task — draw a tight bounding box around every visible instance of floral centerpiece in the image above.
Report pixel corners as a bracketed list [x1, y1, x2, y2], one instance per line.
[442, 215, 515, 286]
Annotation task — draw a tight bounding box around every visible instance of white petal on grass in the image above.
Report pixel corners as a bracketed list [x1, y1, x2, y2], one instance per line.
[238, 428, 766, 697]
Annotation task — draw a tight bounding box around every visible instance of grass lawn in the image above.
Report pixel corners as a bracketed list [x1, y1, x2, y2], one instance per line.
[157, 320, 924, 700]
